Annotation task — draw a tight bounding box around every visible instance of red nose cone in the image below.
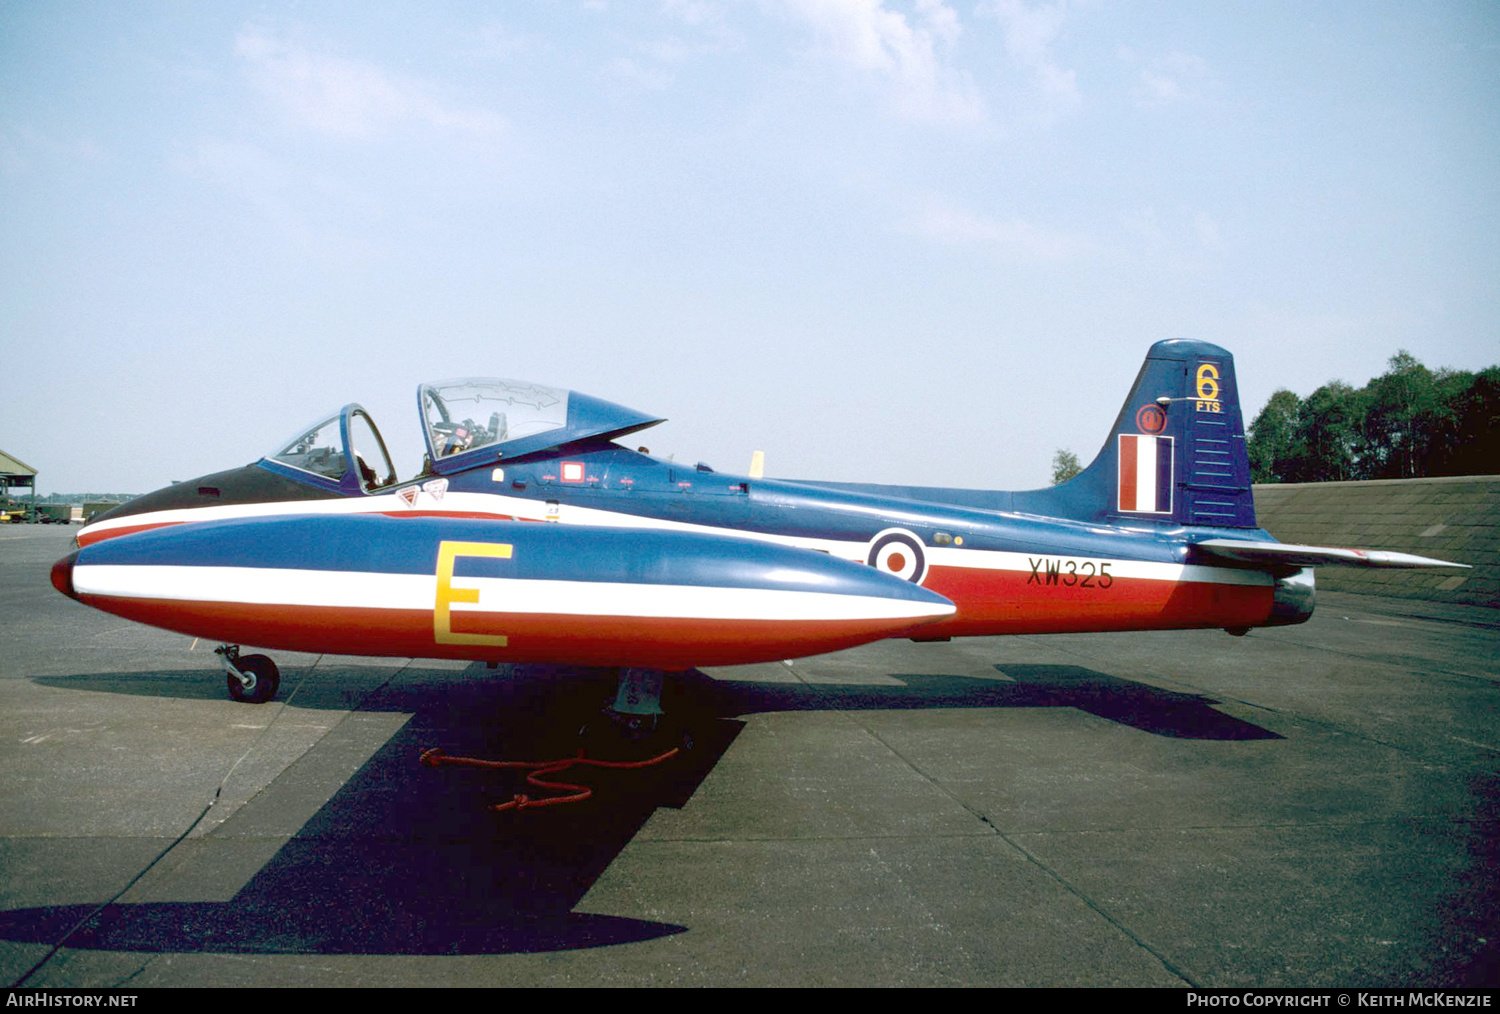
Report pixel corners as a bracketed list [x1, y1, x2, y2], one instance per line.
[51, 552, 78, 599]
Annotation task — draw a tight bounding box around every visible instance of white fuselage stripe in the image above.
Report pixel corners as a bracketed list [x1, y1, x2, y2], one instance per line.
[72, 565, 956, 622]
[81, 492, 1271, 589]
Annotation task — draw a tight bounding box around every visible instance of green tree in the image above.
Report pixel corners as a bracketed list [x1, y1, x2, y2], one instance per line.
[1438, 366, 1500, 476]
[1051, 449, 1082, 485]
[1248, 388, 1303, 483]
[1361, 350, 1437, 478]
[1246, 351, 1499, 483]
[1413, 366, 1475, 476]
[1296, 381, 1364, 481]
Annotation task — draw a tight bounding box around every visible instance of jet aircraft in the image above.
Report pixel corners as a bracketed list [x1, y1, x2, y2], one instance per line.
[60, 340, 1463, 714]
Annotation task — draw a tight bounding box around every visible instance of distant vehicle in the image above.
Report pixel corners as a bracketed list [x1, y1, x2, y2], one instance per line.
[83, 501, 126, 523]
[62, 340, 1464, 712]
[30, 504, 77, 524]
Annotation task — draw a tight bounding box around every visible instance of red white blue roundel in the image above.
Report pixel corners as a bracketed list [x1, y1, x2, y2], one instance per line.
[866, 528, 927, 583]
[1135, 403, 1167, 434]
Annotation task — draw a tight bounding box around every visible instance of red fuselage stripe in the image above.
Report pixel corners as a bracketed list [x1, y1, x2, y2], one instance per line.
[76, 596, 941, 669]
[921, 564, 1273, 636]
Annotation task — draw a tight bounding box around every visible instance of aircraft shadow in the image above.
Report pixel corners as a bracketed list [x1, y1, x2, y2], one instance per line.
[35, 661, 1278, 741]
[5, 661, 1277, 960]
[5, 669, 727, 958]
[674, 663, 1281, 741]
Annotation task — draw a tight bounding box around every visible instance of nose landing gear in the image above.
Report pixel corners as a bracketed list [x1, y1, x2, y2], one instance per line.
[216, 644, 280, 704]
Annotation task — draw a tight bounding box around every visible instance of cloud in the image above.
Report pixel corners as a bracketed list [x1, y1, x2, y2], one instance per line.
[603, 56, 677, 92]
[170, 138, 391, 262]
[784, 0, 984, 124]
[908, 193, 1083, 259]
[598, 2, 741, 93]
[235, 29, 506, 140]
[1119, 205, 1167, 252]
[1117, 205, 1228, 270]
[471, 23, 533, 60]
[1119, 48, 1213, 106]
[984, 0, 1080, 117]
[661, 0, 731, 31]
[1193, 211, 1225, 252]
[0, 124, 104, 177]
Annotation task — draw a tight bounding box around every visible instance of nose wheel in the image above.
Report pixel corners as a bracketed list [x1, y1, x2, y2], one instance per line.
[216, 644, 280, 704]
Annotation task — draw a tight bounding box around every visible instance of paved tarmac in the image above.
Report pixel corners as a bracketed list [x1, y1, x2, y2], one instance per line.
[2, 524, 1496, 987]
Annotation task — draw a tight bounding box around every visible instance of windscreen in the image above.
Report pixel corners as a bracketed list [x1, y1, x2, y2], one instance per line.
[269, 414, 347, 480]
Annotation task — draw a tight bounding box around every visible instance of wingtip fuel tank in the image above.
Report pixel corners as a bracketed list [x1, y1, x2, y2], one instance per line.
[55, 514, 956, 670]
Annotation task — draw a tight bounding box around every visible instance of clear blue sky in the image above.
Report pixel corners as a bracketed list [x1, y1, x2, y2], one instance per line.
[3, 1, 1497, 494]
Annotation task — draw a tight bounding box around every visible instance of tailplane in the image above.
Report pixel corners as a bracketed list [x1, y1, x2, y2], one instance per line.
[1014, 339, 1256, 528]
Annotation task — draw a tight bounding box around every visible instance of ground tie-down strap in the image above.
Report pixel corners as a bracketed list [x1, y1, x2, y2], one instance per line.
[419, 746, 680, 812]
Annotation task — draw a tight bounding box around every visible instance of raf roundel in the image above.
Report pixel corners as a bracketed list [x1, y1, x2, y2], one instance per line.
[866, 528, 927, 584]
[1135, 403, 1167, 434]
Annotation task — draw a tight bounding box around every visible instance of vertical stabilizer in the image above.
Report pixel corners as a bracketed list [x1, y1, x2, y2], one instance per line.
[1013, 339, 1257, 528]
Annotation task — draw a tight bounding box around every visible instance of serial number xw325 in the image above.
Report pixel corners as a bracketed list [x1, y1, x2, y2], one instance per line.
[1026, 558, 1114, 588]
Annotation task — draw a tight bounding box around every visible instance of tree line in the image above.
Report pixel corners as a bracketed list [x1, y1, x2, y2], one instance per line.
[1248, 351, 1499, 483]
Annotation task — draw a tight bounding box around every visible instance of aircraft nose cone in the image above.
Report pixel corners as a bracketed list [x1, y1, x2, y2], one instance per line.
[51, 551, 78, 600]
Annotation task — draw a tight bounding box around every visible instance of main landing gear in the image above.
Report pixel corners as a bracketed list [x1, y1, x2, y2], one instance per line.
[422, 665, 692, 813]
[580, 667, 693, 754]
[217, 644, 280, 704]
[606, 666, 665, 735]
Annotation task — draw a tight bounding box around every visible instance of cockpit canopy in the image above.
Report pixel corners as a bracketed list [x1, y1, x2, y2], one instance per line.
[257, 379, 664, 493]
[421, 379, 570, 461]
[264, 405, 397, 494]
[418, 378, 663, 475]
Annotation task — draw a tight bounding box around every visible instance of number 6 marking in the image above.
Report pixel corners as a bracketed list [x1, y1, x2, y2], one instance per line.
[1196, 363, 1220, 402]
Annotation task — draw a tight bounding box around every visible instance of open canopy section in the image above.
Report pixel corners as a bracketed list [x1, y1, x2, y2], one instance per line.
[262, 404, 398, 495]
[419, 378, 663, 473]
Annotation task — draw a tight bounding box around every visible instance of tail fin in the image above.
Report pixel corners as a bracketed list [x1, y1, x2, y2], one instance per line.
[1013, 339, 1257, 528]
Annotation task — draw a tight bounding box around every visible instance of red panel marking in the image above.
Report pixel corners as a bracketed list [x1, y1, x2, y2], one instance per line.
[76, 521, 182, 546]
[1119, 435, 1139, 511]
[81, 508, 528, 547]
[373, 510, 520, 522]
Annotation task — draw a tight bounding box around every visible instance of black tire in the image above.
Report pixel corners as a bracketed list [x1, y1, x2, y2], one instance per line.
[226, 654, 280, 704]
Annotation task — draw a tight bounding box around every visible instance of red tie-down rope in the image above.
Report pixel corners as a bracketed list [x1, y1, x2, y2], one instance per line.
[419, 746, 680, 813]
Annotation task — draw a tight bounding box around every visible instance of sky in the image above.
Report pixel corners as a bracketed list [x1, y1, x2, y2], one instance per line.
[3, 1, 1497, 495]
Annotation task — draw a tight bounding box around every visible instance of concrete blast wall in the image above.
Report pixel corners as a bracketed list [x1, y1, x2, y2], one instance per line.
[1252, 475, 1499, 608]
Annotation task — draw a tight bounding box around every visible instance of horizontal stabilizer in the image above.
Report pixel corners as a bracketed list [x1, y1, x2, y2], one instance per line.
[1193, 539, 1468, 570]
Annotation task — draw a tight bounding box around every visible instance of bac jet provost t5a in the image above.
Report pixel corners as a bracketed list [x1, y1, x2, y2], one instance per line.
[60, 339, 1463, 709]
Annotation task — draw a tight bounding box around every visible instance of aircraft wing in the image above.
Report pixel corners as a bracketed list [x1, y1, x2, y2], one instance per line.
[1192, 539, 1469, 570]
